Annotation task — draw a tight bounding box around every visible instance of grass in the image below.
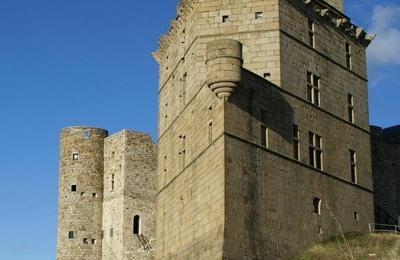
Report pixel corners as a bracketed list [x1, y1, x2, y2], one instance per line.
[296, 233, 400, 260]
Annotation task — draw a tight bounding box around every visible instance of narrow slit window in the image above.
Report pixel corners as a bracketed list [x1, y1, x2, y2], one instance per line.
[353, 212, 359, 221]
[348, 94, 354, 123]
[346, 43, 352, 69]
[91, 239, 96, 244]
[179, 135, 186, 170]
[293, 125, 300, 161]
[308, 19, 315, 48]
[350, 150, 357, 183]
[111, 174, 115, 191]
[260, 125, 268, 148]
[208, 122, 213, 144]
[110, 228, 113, 238]
[313, 198, 321, 215]
[133, 215, 141, 235]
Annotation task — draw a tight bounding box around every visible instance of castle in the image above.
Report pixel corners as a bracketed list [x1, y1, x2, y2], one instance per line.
[56, 0, 399, 259]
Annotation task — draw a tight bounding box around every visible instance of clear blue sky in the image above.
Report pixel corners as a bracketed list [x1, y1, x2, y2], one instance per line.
[0, 1, 398, 259]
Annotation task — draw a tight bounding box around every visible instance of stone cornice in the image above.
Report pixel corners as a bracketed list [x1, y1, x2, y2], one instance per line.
[304, 0, 375, 46]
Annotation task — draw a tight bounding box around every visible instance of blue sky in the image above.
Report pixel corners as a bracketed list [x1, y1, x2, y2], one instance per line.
[0, 1, 398, 259]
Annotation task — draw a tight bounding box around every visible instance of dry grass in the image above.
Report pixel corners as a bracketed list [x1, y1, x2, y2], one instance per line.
[297, 233, 400, 260]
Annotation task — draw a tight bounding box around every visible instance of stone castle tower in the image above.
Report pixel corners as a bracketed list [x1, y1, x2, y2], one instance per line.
[56, 127, 157, 260]
[153, 0, 375, 259]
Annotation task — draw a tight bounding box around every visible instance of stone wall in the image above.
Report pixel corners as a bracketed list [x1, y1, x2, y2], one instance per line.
[371, 125, 400, 225]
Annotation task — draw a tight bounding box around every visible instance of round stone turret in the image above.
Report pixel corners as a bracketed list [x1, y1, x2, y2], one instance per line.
[206, 39, 243, 99]
[56, 126, 108, 260]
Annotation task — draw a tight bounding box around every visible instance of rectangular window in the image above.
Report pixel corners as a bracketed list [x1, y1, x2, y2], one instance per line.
[350, 150, 357, 183]
[71, 185, 77, 192]
[353, 212, 359, 221]
[72, 153, 79, 160]
[91, 239, 96, 244]
[309, 132, 323, 170]
[308, 19, 315, 48]
[110, 228, 113, 238]
[68, 231, 75, 239]
[346, 43, 352, 69]
[260, 125, 268, 148]
[293, 125, 300, 161]
[222, 15, 229, 23]
[348, 94, 354, 123]
[255, 12, 263, 19]
[307, 72, 320, 106]
[83, 238, 88, 244]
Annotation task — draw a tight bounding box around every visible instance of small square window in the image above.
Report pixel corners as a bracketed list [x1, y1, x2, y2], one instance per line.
[91, 239, 96, 244]
[255, 12, 263, 19]
[92, 193, 97, 197]
[68, 231, 75, 239]
[71, 185, 77, 192]
[222, 15, 229, 23]
[83, 131, 90, 139]
[72, 153, 79, 160]
[83, 238, 88, 244]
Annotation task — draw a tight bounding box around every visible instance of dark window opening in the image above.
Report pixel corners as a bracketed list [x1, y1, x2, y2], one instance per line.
[83, 238, 88, 244]
[133, 215, 141, 235]
[68, 231, 75, 239]
[354, 212, 359, 221]
[260, 125, 268, 148]
[293, 125, 300, 161]
[222, 15, 229, 23]
[255, 12, 263, 19]
[72, 153, 79, 160]
[71, 185, 77, 192]
[111, 174, 115, 191]
[350, 150, 357, 183]
[110, 228, 113, 238]
[348, 94, 354, 123]
[313, 198, 321, 215]
[91, 239, 96, 244]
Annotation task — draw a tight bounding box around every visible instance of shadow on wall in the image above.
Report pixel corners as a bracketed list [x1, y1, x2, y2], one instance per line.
[227, 68, 294, 145]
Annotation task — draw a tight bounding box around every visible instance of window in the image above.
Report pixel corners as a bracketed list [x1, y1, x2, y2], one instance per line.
[308, 19, 315, 48]
[83, 131, 90, 139]
[293, 125, 300, 161]
[110, 228, 113, 238]
[71, 185, 77, 192]
[83, 238, 88, 244]
[111, 174, 115, 191]
[313, 198, 321, 215]
[348, 94, 354, 123]
[353, 212, 359, 221]
[260, 125, 268, 148]
[255, 12, 263, 19]
[72, 153, 79, 160]
[92, 193, 97, 198]
[350, 150, 357, 183]
[309, 132, 323, 170]
[133, 215, 141, 235]
[345, 43, 352, 69]
[91, 239, 96, 244]
[222, 15, 229, 23]
[68, 231, 75, 239]
[307, 72, 320, 106]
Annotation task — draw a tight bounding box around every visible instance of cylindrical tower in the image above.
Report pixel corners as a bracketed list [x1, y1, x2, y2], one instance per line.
[56, 126, 108, 260]
[206, 39, 243, 100]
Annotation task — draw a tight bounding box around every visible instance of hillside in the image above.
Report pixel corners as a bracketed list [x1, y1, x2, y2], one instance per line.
[297, 233, 400, 260]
